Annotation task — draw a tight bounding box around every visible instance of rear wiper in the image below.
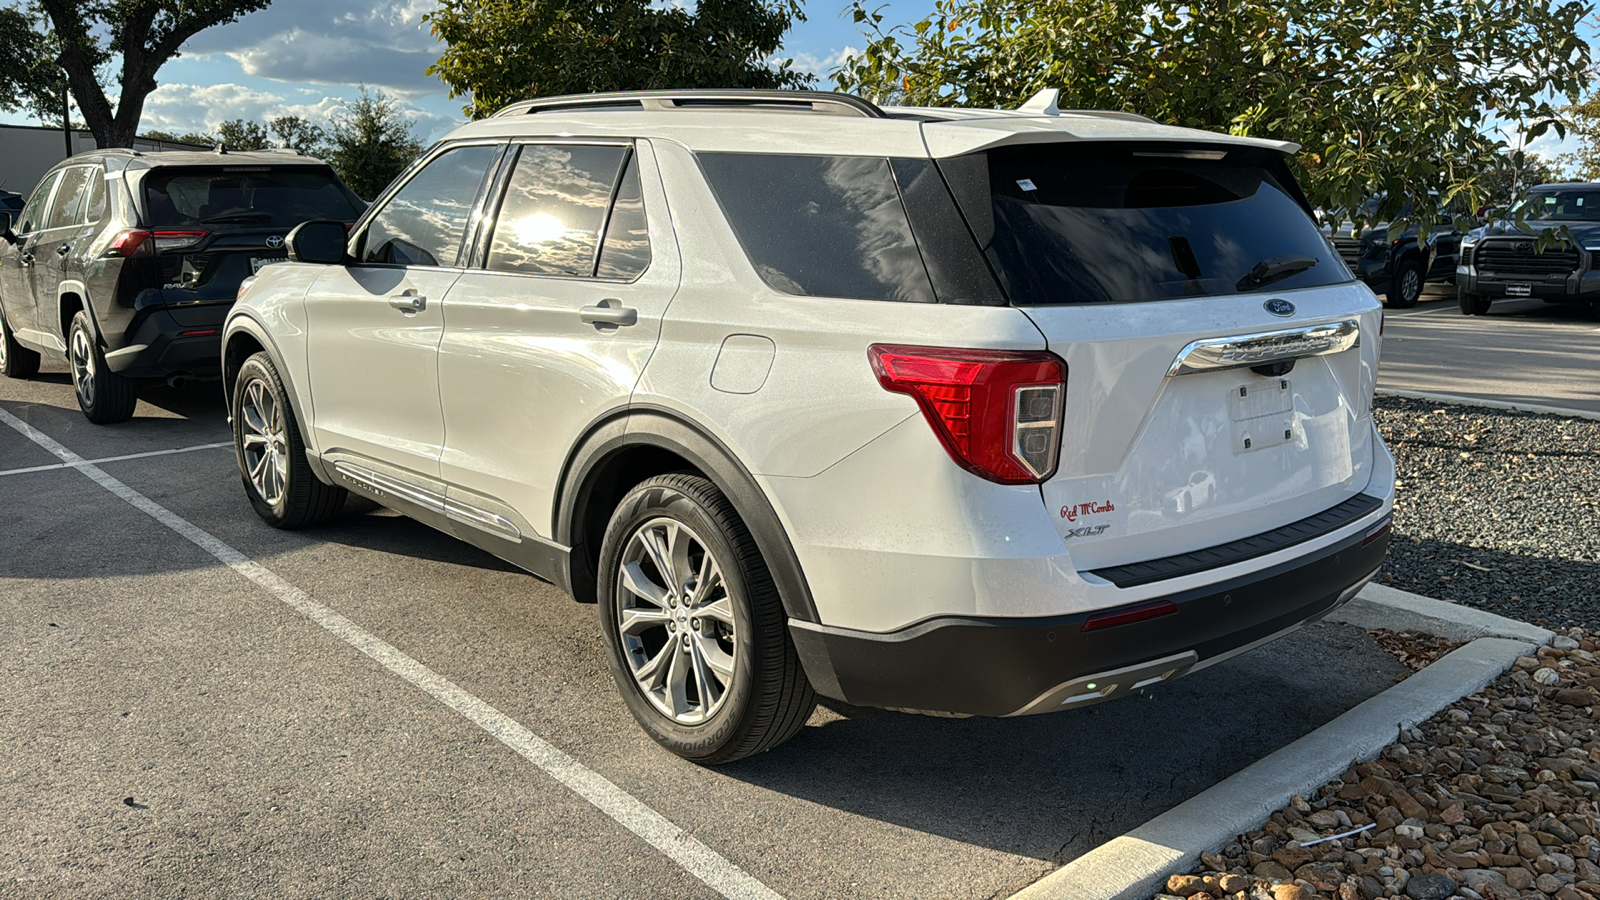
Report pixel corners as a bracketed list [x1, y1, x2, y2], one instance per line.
[201, 212, 272, 223]
[1237, 255, 1318, 291]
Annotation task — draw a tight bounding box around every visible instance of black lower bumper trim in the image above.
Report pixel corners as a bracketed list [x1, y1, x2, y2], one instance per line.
[1090, 493, 1383, 588]
[789, 525, 1390, 718]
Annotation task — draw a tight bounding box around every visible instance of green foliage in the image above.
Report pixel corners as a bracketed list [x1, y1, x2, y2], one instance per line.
[425, 0, 811, 119]
[834, 0, 1592, 236]
[270, 115, 327, 156]
[1557, 93, 1600, 182]
[218, 118, 271, 150]
[0, 5, 67, 125]
[325, 88, 423, 200]
[26, 0, 272, 147]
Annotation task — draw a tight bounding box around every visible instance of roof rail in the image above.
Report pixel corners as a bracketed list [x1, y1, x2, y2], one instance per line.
[96, 147, 142, 157]
[492, 90, 886, 120]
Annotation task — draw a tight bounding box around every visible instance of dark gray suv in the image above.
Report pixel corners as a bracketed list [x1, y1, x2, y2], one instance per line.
[0, 149, 364, 422]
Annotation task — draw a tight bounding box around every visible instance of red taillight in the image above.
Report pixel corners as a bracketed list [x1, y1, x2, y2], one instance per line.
[106, 229, 208, 257]
[1082, 601, 1179, 633]
[868, 344, 1066, 485]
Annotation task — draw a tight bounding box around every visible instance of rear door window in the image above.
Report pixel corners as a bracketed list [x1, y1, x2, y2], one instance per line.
[143, 166, 363, 228]
[360, 145, 500, 268]
[978, 143, 1348, 304]
[698, 153, 935, 303]
[45, 167, 93, 230]
[486, 144, 626, 277]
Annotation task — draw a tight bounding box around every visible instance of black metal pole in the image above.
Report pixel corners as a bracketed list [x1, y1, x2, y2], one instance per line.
[60, 70, 71, 157]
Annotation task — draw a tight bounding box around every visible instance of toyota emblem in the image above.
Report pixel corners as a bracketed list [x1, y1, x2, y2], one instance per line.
[265, 235, 285, 249]
[1514, 241, 1533, 253]
[1264, 298, 1296, 317]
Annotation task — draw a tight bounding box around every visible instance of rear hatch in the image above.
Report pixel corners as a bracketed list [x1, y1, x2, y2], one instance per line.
[133, 164, 364, 306]
[939, 139, 1382, 570]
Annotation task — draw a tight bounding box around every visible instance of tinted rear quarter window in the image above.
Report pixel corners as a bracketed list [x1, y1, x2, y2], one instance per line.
[981, 144, 1347, 304]
[46, 166, 93, 229]
[143, 166, 363, 228]
[699, 153, 935, 303]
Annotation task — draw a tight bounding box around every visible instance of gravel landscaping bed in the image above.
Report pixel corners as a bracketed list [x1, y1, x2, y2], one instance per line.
[1373, 397, 1600, 631]
[1157, 631, 1600, 900]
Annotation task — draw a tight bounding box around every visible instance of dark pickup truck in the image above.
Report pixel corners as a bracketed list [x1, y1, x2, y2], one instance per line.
[1456, 183, 1600, 317]
[1325, 202, 1461, 309]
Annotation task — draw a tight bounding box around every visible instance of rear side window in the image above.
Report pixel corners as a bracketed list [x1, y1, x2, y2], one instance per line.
[143, 166, 363, 228]
[45, 166, 93, 229]
[699, 153, 935, 303]
[361, 145, 500, 268]
[978, 143, 1348, 304]
[487, 144, 625, 277]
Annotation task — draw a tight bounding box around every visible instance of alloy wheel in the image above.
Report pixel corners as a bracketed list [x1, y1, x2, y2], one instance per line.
[69, 326, 95, 408]
[1401, 269, 1421, 304]
[615, 517, 738, 725]
[239, 378, 289, 508]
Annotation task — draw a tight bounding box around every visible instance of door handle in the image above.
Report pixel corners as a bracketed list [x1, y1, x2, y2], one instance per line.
[19, 249, 33, 266]
[389, 290, 425, 312]
[579, 301, 637, 327]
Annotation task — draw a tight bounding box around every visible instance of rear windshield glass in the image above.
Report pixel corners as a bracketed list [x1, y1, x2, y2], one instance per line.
[142, 166, 362, 227]
[982, 144, 1348, 304]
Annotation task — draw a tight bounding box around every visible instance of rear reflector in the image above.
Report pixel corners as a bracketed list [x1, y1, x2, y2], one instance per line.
[1082, 600, 1179, 633]
[178, 329, 217, 337]
[869, 344, 1067, 484]
[1363, 515, 1393, 546]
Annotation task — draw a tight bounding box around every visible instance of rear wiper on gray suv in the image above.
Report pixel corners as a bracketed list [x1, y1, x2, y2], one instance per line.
[201, 212, 273, 223]
[1237, 254, 1318, 291]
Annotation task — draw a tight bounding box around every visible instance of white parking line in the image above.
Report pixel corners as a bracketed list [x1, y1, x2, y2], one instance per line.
[0, 406, 782, 900]
[1383, 304, 1456, 318]
[0, 440, 233, 478]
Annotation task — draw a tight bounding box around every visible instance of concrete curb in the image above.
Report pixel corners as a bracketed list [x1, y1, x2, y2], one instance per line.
[1331, 582, 1556, 645]
[1376, 388, 1600, 421]
[1009, 594, 1552, 900]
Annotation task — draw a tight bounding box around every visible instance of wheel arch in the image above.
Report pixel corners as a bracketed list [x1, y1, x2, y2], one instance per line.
[555, 406, 819, 624]
[223, 314, 326, 481]
[57, 280, 93, 342]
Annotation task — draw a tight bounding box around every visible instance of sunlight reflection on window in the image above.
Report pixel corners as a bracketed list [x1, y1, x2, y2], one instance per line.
[512, 212, 568, 246]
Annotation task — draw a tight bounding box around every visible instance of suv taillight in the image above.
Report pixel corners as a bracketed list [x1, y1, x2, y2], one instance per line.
[869, 344, 1066, 485]
[105, 229, 208, 257]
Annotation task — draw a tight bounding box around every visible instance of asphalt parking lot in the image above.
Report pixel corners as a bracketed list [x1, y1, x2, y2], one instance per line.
[1379, 284, 1600, 413]
[0, 360, 1417, 900]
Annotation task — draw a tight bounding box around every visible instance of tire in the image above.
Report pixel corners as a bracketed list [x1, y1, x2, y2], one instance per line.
[68, 311, 137, 423]
[1458, 290, 1491, 316]
[1385, 259, 1422, 309]
[231, 351, 346, 528]
[0, 302, 40, 378]
[597, 473, 815, 764]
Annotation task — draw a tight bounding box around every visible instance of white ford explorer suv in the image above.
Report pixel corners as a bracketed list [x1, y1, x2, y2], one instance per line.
[222, 89, 1394, 763]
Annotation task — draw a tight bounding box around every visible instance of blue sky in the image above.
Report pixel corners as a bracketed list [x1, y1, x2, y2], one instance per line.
[0, 0, 934, 143]
[0, 0, 1580, 160]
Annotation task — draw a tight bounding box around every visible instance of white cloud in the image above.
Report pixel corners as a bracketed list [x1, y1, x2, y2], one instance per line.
[141, 82, 458, 143]
[180, 0, 444, 97]
[775, 45, 859, 83]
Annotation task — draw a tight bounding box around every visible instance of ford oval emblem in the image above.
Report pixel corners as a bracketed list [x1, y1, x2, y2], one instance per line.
[265, 235, 285, 249]
[1264, 298, 1296, 317]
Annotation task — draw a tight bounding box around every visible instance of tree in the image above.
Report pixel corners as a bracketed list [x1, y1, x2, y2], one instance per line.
[1559, 93, 1600, 182]
[325, 88, 423, 200]
[217, 118, 270, 150]
[270, 115, 327, 156]
[834, 0, 1591, 236]
[18, 0, 273, 148]
[425, 0, 811, 120]
[0, 5, 65, 125]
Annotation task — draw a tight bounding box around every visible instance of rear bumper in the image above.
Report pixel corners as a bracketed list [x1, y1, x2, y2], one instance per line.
[103, 305, 228, 378]
[789, 520, 1389, 718]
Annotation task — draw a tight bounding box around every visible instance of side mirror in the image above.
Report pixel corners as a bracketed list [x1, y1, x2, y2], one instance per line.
[287, 220, 350, 265]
